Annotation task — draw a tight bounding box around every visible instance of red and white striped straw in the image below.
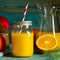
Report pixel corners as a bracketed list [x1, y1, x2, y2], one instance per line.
[20, 2, 28, 33]
[22, 2, 28, 21]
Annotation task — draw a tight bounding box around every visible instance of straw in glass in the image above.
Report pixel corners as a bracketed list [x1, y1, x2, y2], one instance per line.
[52, 14, 55, 37]
[20, 2, 28, 32]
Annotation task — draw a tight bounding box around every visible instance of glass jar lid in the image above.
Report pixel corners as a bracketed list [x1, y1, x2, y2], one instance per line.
[13, 21, 32, 28]
[20, 21, 32, 26]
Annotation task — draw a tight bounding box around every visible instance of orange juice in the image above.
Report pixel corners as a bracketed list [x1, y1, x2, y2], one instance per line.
[55, 33, 60, 48]
[39, 32, 60, 49]
[12, 32, 34, 57]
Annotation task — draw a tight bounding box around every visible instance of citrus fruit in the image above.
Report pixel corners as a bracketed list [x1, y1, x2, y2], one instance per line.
[36, 34, 57, 51]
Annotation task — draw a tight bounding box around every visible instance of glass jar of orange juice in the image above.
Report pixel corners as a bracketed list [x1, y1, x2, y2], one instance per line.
[11, 21, 34, 57]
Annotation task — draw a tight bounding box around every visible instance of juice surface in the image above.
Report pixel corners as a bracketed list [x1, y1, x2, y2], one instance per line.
[12, 32, 34, 57]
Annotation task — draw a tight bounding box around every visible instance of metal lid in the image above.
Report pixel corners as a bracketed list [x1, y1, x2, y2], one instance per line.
[13, 21, 32, 28]
[20, 21, 32, 26]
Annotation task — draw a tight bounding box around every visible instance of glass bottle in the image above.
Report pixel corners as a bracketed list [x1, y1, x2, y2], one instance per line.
[11, 21, 34, 57]
[35, 4, 57, 53]
[37, 4, 60, 51]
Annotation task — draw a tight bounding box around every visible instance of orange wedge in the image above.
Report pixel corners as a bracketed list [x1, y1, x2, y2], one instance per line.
[36, 34, 57, 51]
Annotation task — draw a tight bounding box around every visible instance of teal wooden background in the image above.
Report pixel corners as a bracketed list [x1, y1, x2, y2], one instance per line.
[0, 1, 40, 30]
[0, 12, 40, 29]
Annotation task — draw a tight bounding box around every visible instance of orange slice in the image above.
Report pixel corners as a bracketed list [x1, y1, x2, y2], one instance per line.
[36, 34, 57, 51]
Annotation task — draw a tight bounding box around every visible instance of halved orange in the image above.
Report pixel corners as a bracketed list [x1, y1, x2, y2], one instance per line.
[36, 34, 57, 51]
